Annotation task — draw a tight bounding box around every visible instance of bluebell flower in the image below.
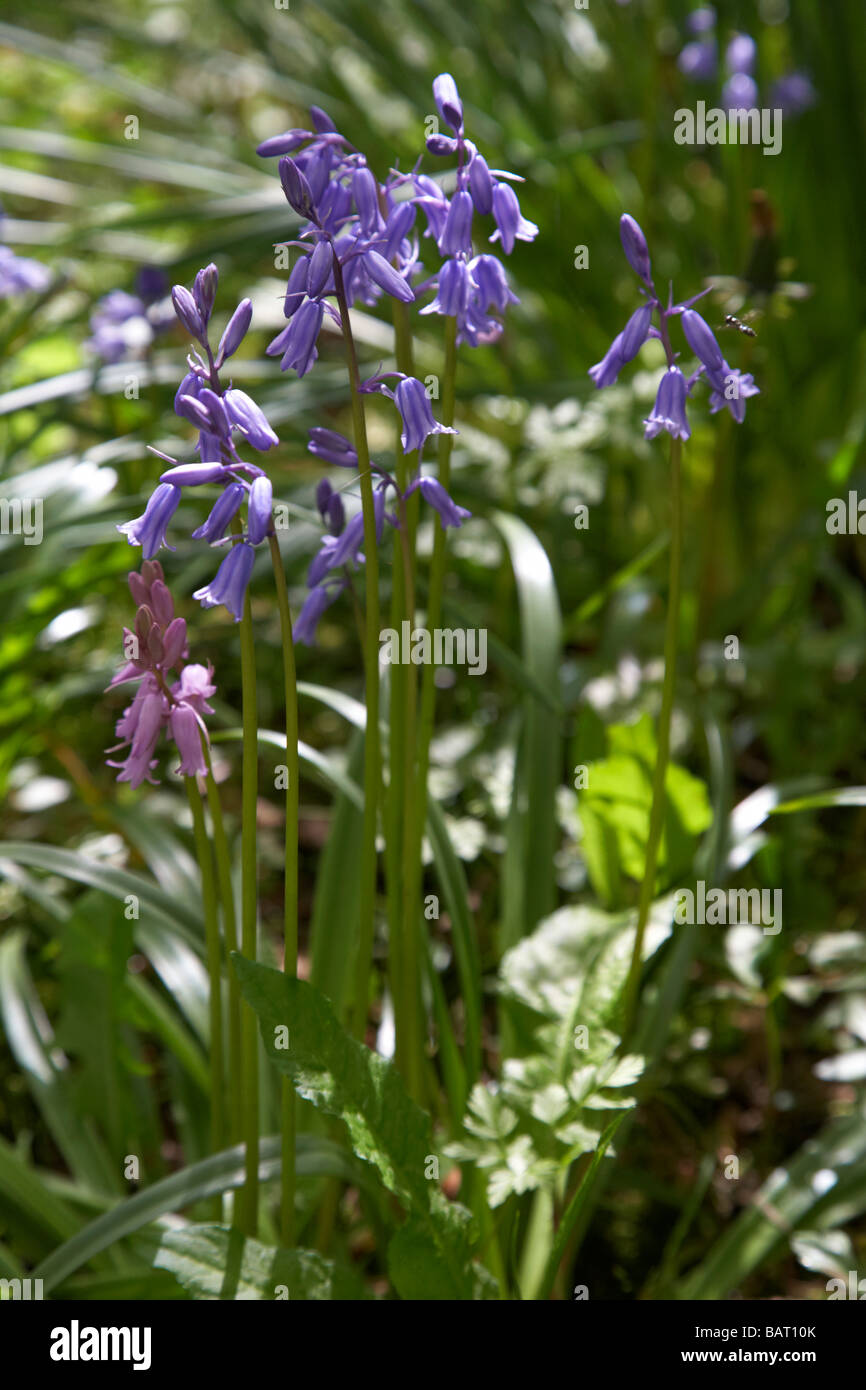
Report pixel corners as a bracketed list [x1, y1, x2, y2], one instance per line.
[489, 182, 539, 255]
[0, 244, 50, 299]
[769, 71, 816, 116]
[645, 368, 691, 442]
[706, 363, 760, 423]
[118, 483, 181, 558]
[590, 214, 759, 440]
[433, 72, 464, 134]
[118, 267, 281, 619]
[247, 476, 273, 545]
[407, 476, 471, 529]
[726, 33, 757, 76]
[686, 6, 716, 35]
[216, 298, 252, 365]
[677, 40, 717, 82]
[393, 376, 458, 454]
[308, 428, 358, 467]
[193, 542, 256, 622]
[223, 389, 279, 451]
[294, 581, 344, 646]
[191, 483, 245, 541]
[267, 297, 323, 375]
[722, 73, 759, 111]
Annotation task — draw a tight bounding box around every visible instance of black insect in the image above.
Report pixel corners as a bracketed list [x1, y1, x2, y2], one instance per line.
[722, 313, 758, 337]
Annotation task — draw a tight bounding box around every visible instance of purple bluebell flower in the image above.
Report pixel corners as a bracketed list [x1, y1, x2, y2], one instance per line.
[267, 297, 324, 375]
[363, 250, 415, 304]
[223, 388, 279, 451]
[0, 244, 50, 300]
[191, 482, 246, 541]
[470, 255, 518, 314]
[419, 257, 475, 318]
[216, 298, 253, 365]
[172, 285, 206, 343]
[394, 376, 458, 454]
[588, 334, 626, 390]
[308, 428, 358, 467]
[678, 40, 717, 82]
[722, 73, 759, 111]
[294, 582, 343, 646]
[118, 483, 181, 558]
[681, 309, 724, 373]
[87, 290, 154, 362]
[468, 153, 495, 215]
[306, 241, 333, 300]
[686, 6, 715, 34]
[160, 462, 233, 487]
[247, 476, 273, 545]
[193, 264, 218, 324]
[410, 476, 471, 529]
[279, 156, 317, 220]
[726, 33, 757, 76]
[438, 190, 475, 257]
[769, 71, 816, 116]
[591, 213, 758, 439]
[619, 215, 652, 285]
[489, 183, 539, 255]
[620, 303, 653, 361]
[433, 72, 463, 134]
[283, 256, 310, 318]
[193, 542, 256, 621]
[706, 363, 760, 423]
[644, 368, 691, 442]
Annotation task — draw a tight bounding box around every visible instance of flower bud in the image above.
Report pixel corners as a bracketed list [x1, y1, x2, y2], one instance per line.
[216, 298, 253, 364]
[279, 156, 316, 219]
[171, 285, 206, 342]
[619, 214, 652, 284]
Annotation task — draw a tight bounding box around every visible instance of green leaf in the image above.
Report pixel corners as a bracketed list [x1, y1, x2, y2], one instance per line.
[492, 512, 562, 941]
[32, 1135, 368, 1295]
[233, 958, 483, 1299]
[388, 1220, 499, 1301]
[155, 1224, 366, 1301]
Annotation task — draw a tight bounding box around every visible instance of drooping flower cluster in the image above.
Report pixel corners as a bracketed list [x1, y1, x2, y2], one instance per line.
[87, 267, 175, 363]
[414, 72, 536, 347]
[589, 214, 759, 439]
[117, 264, 280, 621]
[106, 562, 216, 788]
[256, 85, 501, 646]
[677, 10, 816, 116]
[256, 108, 419, 376]
[294, 375, 470, 646]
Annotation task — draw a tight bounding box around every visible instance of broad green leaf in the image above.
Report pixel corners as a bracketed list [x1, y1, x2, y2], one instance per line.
[33, 1136, 368, 1295]
[155, 1224, 366, 1301]
[233, 958, 482, 1298]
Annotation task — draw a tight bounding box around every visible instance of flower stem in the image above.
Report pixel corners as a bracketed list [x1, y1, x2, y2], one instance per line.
[202, 749, 242, 1145]
[237, 585, 259, 1235]
[267, 532, 299, 1248]
[408, 315, 458, 1026]
[388, 298, 425, 1100]
[184, 773, 224, 1219]
[620, 435, 684, 1043]
[331, 253, 381, 1043]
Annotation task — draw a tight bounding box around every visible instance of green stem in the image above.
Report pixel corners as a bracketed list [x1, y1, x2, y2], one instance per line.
[184, 774, 224, 1220]
[389, 297, 425, 1101]
[331, 253, 381, 1044]
[404, 317, 458, 1086]
[238, 584, 259, 1236]
[202, 748, 241, 1147]
[620, 436, 684, 1043]
[267, 532, 299, 1248]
